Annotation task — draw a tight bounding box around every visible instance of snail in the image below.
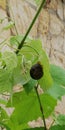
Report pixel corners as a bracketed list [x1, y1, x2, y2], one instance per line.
[30, 62, 43, 80]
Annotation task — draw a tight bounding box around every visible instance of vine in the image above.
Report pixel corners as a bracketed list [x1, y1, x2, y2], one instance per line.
[16, 0, 46, 54]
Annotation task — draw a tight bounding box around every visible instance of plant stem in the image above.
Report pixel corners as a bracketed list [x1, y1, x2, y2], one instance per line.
[16, 0, 46, 54]
[35, 85, 47, 130]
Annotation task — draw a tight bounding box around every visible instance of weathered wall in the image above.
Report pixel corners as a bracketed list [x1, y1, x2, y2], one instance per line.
[0, 0, 65, 68]
[9, 0, 65, 68]
[39, 0, 65, 68]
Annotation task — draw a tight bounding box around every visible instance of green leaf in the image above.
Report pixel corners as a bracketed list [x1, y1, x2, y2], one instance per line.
[50, 64, 65, 86]
[0, 98, 7, 105]
[38, 50, 53, 91]
[12, 40, 44, 86]
[0, 18, 4, 23]
[24, 127, 44, 130]
[6, 119, 25, 130]
[0, 107, 9, 123]
[23, 79, 37, 94]
[13, 40, 42, 86]
[0, 122, 10, 130]
[50, 125, 65, 130]
[13, 66, 30, 85]
[7, 119, 29, 130]
[10, 36, 18, 47]
[23, 40, 53, 91]
[56, 114, 65, 126]
[2, 51, 18, 71]
[19, 123, 29, 130]
[7, 91, 56, 124]
[47, 82, 65, 100]
[0, 69, 13, 93]
[20, 40, 40, 64]
[13, 61, 31, 86]
[34, 0, 42, 5]
[10, 35, 31, 47]
[26, 39, 42, 54]
[3, 21, 14, 30]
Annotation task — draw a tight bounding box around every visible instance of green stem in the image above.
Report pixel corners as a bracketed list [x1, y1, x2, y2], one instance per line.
[16, 0, 46, 54]
[35, 85, 47, 130]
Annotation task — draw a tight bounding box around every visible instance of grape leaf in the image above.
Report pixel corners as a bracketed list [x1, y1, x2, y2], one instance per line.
[0, 18, 4, 23]
[13, 65, 30, 86]
[50, 64, 65, 86]
[26, 39, 42, 54]
[0, 122, 10, 130]
[34, 0, 42, 5]
[0, 69, 13, 93]
[22, 40, 53, 91]
[7, 91, 57, 124]
[20, 40, 40, 64]
[56, 114, 65, 126]
[3, 21, 14, 30]
[24, 127, 44, 130]
[13, 55, 31, 85]
[23, 79, 37, 94]
[0, 98, 7, 105]
[0, 107, 9, 123]
[10, 35, 31, 48]
[13, 40, 42, 85]
[38, 50, 53, 91]
[50, 125, 65, 130]
[2, 51, 18, 71]
[7, 119, 29, 130]
[47, 82, 65, 100]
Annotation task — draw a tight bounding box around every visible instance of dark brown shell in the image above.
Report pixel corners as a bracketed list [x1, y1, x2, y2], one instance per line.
[30, 62, 43, 80]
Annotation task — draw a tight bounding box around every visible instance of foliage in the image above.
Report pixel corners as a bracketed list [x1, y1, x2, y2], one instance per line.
[54, 114, 65, 126]
[34, 0, 42, 5]
[7, 91, 56, 123]
[0, 36, 65, 129]
[3, 21, 15, 30]
[50, 64, 65, 86]
[24, 125, 65, 130]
